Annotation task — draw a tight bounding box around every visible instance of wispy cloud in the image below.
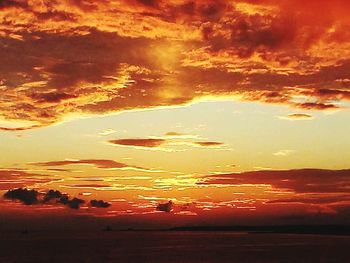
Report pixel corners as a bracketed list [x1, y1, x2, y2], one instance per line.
[31, 159, 150, 171]
[192, 141, 225, 147]
[273, 150, 296, 156]
[98, 129, 117, 136]
[279, 113, 314, 121]
[107, 138, 166, 148]
[107, 136, 227, 151]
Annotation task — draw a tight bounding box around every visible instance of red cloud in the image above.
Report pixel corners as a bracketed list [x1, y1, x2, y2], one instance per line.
[193, 141, 224, 147]
[199, 169, 350, 194]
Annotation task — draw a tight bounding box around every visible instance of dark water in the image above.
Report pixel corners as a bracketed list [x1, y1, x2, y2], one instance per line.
[0, 231, 349, 262]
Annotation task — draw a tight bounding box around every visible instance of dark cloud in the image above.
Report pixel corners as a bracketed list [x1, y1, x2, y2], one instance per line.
[64, 197, 85, 209]
[156, 200, 174, 212]
[58, 195, 70, 205]
[90, 199, 111, 208]
[3, 188, 91, 209]
[3, 188, 39, 205]
[43, 189, 63, 202]
[58, 195, 85, 209]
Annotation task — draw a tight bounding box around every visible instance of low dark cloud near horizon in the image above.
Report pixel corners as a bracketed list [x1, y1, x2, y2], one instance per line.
[59, 196, 85, 209]
[4, 188, 39, 205]
[90, 199, 111, 208]
[157, 200, 174, 212]
[3, 188, 110, 210]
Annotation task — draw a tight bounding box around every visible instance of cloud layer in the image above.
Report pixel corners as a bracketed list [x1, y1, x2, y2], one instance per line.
[199, 169, 350, 194]
[0, 169, 59, 190]
[1, 0, 350, 129]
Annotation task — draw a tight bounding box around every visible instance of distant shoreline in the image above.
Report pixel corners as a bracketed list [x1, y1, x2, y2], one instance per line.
[168, 225, 350, 236]
[120, 225, 350, 236]
[1, 224, 350, 237]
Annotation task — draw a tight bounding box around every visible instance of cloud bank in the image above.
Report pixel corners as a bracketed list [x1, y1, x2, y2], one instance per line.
[3, 188, 110, 210]
[1, 0, 350, 129]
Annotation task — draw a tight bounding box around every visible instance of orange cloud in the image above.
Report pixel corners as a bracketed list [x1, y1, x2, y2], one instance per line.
[1, 0, 350, 129]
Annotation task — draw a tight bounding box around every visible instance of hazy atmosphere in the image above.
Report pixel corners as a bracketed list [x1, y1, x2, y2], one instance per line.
[1, 0, 350, 262]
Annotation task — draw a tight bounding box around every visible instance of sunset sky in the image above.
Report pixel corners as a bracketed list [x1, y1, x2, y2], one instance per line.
[1, 0, 350, 229]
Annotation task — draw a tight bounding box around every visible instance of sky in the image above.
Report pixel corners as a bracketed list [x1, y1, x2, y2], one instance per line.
[0, 0, 350, 229]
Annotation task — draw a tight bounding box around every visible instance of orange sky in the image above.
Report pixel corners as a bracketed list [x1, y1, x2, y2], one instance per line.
[1, 0, 350, 228]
